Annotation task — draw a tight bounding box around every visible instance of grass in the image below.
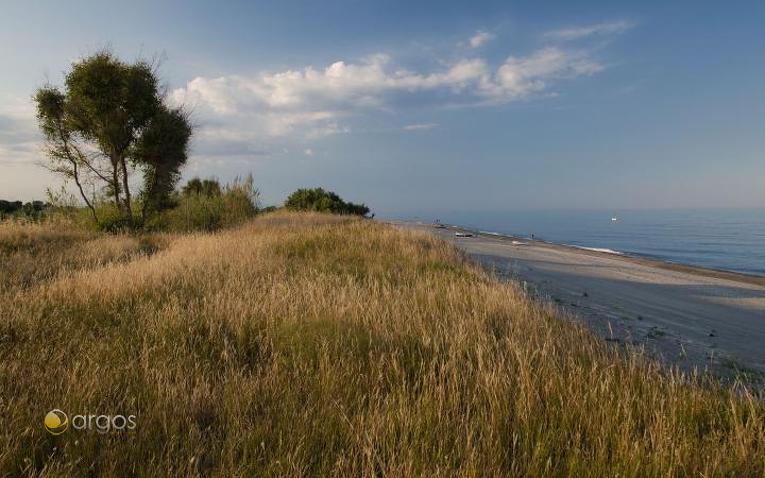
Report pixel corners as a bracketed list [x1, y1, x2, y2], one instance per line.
[0, 212, 763, 477]
[0, 220, 166, 291]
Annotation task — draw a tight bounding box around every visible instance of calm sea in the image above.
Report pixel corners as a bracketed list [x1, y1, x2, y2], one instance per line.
[398, 209, 765, 276]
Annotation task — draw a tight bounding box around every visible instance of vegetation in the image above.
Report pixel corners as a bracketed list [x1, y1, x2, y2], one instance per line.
[0, 200, 47, 220]
[285, 187, 371, 216]
[1, 212, 763, 476]
[181, 178, 223, 198]
[0, 175, 260, 234]
[34, 51, 192, 225]
[156, 175, 260, 232]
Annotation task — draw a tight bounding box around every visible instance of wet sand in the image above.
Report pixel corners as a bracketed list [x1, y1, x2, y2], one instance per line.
[393, 221, 765, 379]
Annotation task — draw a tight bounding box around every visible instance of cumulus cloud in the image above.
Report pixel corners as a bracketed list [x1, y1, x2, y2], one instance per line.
[544, 20, 633, 41]
[172, 54, 492, 117]
[171, 46, 604, 150]
[466, 30, 494, 48]
[404, 123, 439, 131]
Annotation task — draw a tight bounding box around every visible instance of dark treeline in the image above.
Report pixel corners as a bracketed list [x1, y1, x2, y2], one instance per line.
[0, 200, 48, 220]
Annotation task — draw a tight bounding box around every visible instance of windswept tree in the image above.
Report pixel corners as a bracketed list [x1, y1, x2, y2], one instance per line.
[34, 51, 192, 225]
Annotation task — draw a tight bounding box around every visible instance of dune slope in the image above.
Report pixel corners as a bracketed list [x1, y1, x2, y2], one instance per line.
[1, 213, 763, 477]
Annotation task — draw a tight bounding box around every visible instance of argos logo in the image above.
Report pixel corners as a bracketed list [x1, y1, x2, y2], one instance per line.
[44, 409, 137, 434]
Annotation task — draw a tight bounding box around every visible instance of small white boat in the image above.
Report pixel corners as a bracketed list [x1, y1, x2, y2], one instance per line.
[611, 216, 618, 222]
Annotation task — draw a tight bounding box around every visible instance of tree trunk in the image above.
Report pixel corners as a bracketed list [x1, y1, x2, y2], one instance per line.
[72, 160, 98, 223]
[119, 156, 133, 221]
[111, 157, 123, 213]
[55, 123, 98, 223]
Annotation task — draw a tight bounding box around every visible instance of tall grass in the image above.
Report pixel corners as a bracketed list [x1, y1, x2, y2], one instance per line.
[0, 212, 763, 476]
[0, 220, 166, 291]
[37, 176, 260, 233]
[154, 175, 259, 232]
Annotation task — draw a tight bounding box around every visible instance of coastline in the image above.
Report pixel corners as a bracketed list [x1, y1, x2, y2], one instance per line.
[446, 222, 765, 288]
[391, 219, 765, 380]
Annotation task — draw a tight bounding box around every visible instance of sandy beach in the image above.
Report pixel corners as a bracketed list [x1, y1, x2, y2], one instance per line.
[394, 221, 765, 379]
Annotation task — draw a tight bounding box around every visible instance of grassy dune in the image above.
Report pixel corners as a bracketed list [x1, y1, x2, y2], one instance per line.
[0, 213, 763, 476]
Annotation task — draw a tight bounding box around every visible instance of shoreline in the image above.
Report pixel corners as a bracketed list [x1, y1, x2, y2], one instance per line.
[440, 222, 765, 288]
[392, 219, 765, 380]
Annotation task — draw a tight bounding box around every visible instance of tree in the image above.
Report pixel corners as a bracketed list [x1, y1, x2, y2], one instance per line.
[284, 188, 371, 217]
[133, 106, 193, 219]
[182, 178, 222, 197]
[34, 51, 192, 226]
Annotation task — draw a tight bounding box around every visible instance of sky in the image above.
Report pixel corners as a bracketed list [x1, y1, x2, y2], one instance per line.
[1, 0, 763, 215]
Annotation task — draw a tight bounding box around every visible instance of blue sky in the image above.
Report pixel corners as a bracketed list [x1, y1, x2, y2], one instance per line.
[1, 0, 763, 214]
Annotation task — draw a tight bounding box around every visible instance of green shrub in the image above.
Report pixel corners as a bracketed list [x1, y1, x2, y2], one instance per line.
[158, 175, 259, 232]
[94, 202, 137, 232]
[285, 188, 371, 216]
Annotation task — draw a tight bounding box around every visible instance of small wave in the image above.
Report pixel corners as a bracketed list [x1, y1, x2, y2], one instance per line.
[571, 245, 623, 255]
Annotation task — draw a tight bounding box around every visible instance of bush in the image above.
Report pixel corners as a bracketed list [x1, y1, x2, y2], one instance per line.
[157, 175, 259, 232]
[285, 188, 371, 217]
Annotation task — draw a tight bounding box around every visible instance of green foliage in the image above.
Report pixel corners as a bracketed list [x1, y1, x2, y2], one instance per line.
[156, 175, 260, 232]
[133, 106, 193, 219]
[93, 202, 137, 232]
[33, 87, 67, 140]
[182, 178, 222, 197]
[64, 51, 160, 148]
[285, 188, 371, 217]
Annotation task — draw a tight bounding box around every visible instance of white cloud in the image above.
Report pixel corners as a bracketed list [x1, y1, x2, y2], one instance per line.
[466, 30, 494, 48]
[544, 20, 633, 41]
[303, 148, 314, 156]
[172, 54, 493, 117]
[404, 123, 439, 131]
[484, 48, 603, 100]
[168, 38, 614, 164]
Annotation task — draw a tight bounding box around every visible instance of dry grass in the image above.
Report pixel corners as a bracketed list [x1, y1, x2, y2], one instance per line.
[0, 212, 763, 477]
[0, 220, 167, 291]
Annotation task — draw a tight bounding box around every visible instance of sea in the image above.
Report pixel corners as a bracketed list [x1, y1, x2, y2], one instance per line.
[397, 209, 765, 277]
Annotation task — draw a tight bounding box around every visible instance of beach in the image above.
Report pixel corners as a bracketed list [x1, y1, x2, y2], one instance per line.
[394, 221, 765, 379]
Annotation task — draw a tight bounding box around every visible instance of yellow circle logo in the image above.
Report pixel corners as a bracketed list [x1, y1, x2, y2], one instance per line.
[44, 409, 69, 435]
